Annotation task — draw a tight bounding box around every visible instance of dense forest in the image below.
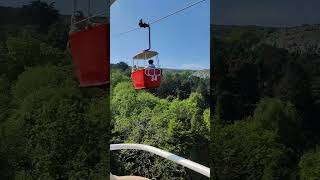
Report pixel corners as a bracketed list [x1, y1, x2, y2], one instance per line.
[211, 25, 320, 179]
[0, 1, 210, 179]
[110, 63, 210, 179]
[0, 1, 109, 179]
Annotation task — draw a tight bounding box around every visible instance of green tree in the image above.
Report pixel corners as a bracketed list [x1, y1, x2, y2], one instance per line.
[21, 0, 59, 32]
[47, 23, 69, 50]
[253, 98, 303, 149]
[11, 65, 77, 104]
[111, 70, 130, 89]
[275, 60, 313, 121]
[7, 87, 109, 179]
[203, 108, 210, 129]
[0, 76, 11, 121]
[112, 62, 130, 72]
[111, 80, 209, 179]
[211, 120, 293, 180]
[299, 146, 320, 180]
[5, 34, 41, 80]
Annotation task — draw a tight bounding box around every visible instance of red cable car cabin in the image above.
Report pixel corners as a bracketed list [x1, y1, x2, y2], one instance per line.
[69, 15, 110, 87]
[131, 50, 162, 89]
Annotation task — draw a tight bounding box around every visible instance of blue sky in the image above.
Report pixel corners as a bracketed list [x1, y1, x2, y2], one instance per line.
[212, 0, 320, 27]
[111, 0, 210, 70]
[0, 0, 109, 16]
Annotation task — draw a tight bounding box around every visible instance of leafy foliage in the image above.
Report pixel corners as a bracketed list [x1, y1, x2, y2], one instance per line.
[21, 0, 59, 32]
[253, 98, 303, 148]
[110, 64, 209, 179]
[211, 120, 293, 180]
[0, 1, 110, 179]
[299, 146, 320, 180]
[212, 25, 320, 179]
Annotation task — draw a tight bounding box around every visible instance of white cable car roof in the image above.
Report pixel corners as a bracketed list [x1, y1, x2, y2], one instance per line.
[133, 50, 158, 60]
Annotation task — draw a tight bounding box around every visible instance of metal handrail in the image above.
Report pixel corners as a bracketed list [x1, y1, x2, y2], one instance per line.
[110, 143, 210, 178]
[144, 68, 161, 81]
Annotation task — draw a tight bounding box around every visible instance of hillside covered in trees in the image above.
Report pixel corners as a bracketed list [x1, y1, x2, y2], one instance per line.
[211, 24, 320, 179]
[110, 63, 210, 179]
[0, 1, 110, 179]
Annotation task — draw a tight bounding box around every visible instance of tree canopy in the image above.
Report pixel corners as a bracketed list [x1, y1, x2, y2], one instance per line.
[211, 25, 320, 179]
[110, 64, 209, 179]
[0, 1, 110, 179]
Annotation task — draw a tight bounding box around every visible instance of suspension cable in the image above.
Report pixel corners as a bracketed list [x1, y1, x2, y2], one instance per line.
[72, 10, 108, 25]
[115, 0, 207, 36]
[150, 0, 206, 25]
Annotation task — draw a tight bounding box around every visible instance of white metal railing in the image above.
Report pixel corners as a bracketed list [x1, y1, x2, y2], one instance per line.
[144, 68, 161, 81]
[110, 143, 210, 178]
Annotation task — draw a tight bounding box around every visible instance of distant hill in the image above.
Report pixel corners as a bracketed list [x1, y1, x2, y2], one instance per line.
[213, 24, 320, 55]
[213, 24, 320, 109]
[0, 6, 24, 25]
[162, 68, 193, 73]
[191, 69, 210, 79]
[162, 68, 209, 78]
[212, 24, 275, 38]
[264, 24, 320, 55]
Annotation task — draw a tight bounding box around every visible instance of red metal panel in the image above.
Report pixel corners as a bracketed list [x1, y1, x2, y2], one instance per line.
[131, 69, 161, 89]
[145, 69, 161, 88]
[132, 69, 146, 89]
[70, 23, 110, 87]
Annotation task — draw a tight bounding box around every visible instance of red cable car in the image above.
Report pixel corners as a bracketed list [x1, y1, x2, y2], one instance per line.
[131, 19, 162, 90]
[132, 50, 162, 89]
[69, 1, 109, 87]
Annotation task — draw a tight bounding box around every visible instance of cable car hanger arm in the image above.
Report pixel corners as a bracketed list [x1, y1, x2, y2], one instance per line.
[139, 19, 151, 51]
